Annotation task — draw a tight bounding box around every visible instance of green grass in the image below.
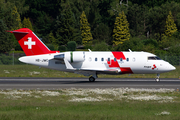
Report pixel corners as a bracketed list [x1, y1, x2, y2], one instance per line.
[9, 51, 25, 54]
[0, 89, 179, 120]
[0, 65, 180, 78]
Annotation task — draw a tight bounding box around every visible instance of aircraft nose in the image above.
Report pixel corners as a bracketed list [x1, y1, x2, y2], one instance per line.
[168, 64, 176, 71]
[170, 65, 176, 71]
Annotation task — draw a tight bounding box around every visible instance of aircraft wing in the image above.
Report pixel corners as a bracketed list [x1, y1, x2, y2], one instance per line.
[52, 55, 120, 75]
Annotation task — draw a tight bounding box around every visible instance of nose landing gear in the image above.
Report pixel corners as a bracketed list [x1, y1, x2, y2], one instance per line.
[155, 73, 160, 82]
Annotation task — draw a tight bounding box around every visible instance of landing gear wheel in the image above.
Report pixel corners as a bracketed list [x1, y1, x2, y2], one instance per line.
[89, 76, 95, 82]
[155, 73, 160, 82]
[155, 78, 160, 82]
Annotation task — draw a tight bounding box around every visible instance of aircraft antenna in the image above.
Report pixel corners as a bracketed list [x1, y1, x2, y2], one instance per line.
[88, 49, 92, 52]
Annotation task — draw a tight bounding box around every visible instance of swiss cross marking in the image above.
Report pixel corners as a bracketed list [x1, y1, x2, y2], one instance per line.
[24, 37, 36, 49]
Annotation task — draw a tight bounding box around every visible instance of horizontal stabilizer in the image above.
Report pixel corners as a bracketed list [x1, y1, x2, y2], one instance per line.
[7, 30, 29, 34]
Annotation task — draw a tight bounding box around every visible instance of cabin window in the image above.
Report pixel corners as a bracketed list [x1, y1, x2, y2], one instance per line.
[108, 58, 110, 61]
[133, 57, 136, 62]
[126, 58, 129, 62]
[114, 58, 116, 61]
[101, 58, 104, 61]
[89, 57, 92, 61]
[95, 58, 97, 61]
[120, 58, 123, 61]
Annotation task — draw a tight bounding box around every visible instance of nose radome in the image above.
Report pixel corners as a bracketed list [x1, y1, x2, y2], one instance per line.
[168, 64, 176, 71]
[159, 61, 176, 72]
[171, 65, 176, 71]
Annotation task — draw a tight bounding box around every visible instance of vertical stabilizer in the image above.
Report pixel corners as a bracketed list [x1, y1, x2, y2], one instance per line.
[8, 28, 59, 56]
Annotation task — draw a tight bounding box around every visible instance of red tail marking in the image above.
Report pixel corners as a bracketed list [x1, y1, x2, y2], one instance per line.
[8, 28, 59, 56]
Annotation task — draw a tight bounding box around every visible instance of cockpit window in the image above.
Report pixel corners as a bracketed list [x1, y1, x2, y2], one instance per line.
[148, 57, 156, 60]
[148, 56, 162, 60]
[155, 56, 162, 60]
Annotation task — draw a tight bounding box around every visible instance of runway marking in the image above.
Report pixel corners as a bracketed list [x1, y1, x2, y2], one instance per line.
[0, 78, 179, 89]
[0, 78, 179, 82]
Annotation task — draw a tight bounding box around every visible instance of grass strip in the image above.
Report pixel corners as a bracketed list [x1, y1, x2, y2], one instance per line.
[0, 88, 179, 120]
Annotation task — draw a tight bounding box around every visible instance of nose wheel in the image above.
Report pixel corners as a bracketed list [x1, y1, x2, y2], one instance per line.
[89, 76, 95, 82]
[155, 73, 160, 82]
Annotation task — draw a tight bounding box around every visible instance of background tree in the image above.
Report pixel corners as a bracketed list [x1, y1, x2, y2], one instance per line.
[0, 19, 13, 53]
[24, 0, 58, 36]
[7, 5, 23, 51]
[159, 10, 178, 49]
[109, 0, 129, 16]
[112, 11, 130, 45]
[11, 6, 22, 30]
[127, 4, 148, 37]
[98, 0, 112, 25]
[48, 32, 58, 50]
[7, 0, 29, 15]
[148, 6, 166, 40]
[165, 11, 177, 37]
[93, 23, 112, 44]
[92, 42, 109, 51]
[88, 1, 101, 29]
[67, 41, 77, 51]
[56, 2, 79, 46]
[22, 17, 33, 30]
[1, 0, 180, 56]
[147, 2, 180, 40]
[80, 11, 93, 45]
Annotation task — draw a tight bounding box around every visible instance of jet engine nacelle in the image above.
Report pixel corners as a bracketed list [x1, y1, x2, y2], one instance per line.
[65, 51, 85, 63]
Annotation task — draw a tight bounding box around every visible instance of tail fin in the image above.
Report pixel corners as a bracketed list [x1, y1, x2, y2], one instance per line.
[8, 28, 59, 56]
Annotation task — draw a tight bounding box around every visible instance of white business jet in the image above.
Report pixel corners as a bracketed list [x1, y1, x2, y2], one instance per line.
[8, 28, 176, 82]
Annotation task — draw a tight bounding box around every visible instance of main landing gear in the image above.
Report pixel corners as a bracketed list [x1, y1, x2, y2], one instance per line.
[155, 73, 160, 82]
[89, 76, 95, 82]
[88, 73, 98, 82]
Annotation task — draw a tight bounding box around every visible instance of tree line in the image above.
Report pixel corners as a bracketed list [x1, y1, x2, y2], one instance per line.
[0, 0, 180, 57]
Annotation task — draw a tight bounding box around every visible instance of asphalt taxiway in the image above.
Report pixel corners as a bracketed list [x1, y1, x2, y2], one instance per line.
[0, 78, 179, 90]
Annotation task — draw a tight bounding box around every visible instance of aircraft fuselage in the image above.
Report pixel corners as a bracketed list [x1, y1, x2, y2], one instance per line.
[19, 51, 175, 75]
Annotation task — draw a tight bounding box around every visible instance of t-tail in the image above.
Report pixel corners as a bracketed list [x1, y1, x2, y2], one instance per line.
[8, 28, 59, 56]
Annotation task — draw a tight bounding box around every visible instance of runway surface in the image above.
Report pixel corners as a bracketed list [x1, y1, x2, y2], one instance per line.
[0, 78, 180, 90]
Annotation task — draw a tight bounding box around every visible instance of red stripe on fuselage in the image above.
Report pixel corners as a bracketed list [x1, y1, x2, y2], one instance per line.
[112, 51, 126, 60]
[109, 59, 120, 67]
[120, 67, 133, 74]
[108, 52, 133, 74]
